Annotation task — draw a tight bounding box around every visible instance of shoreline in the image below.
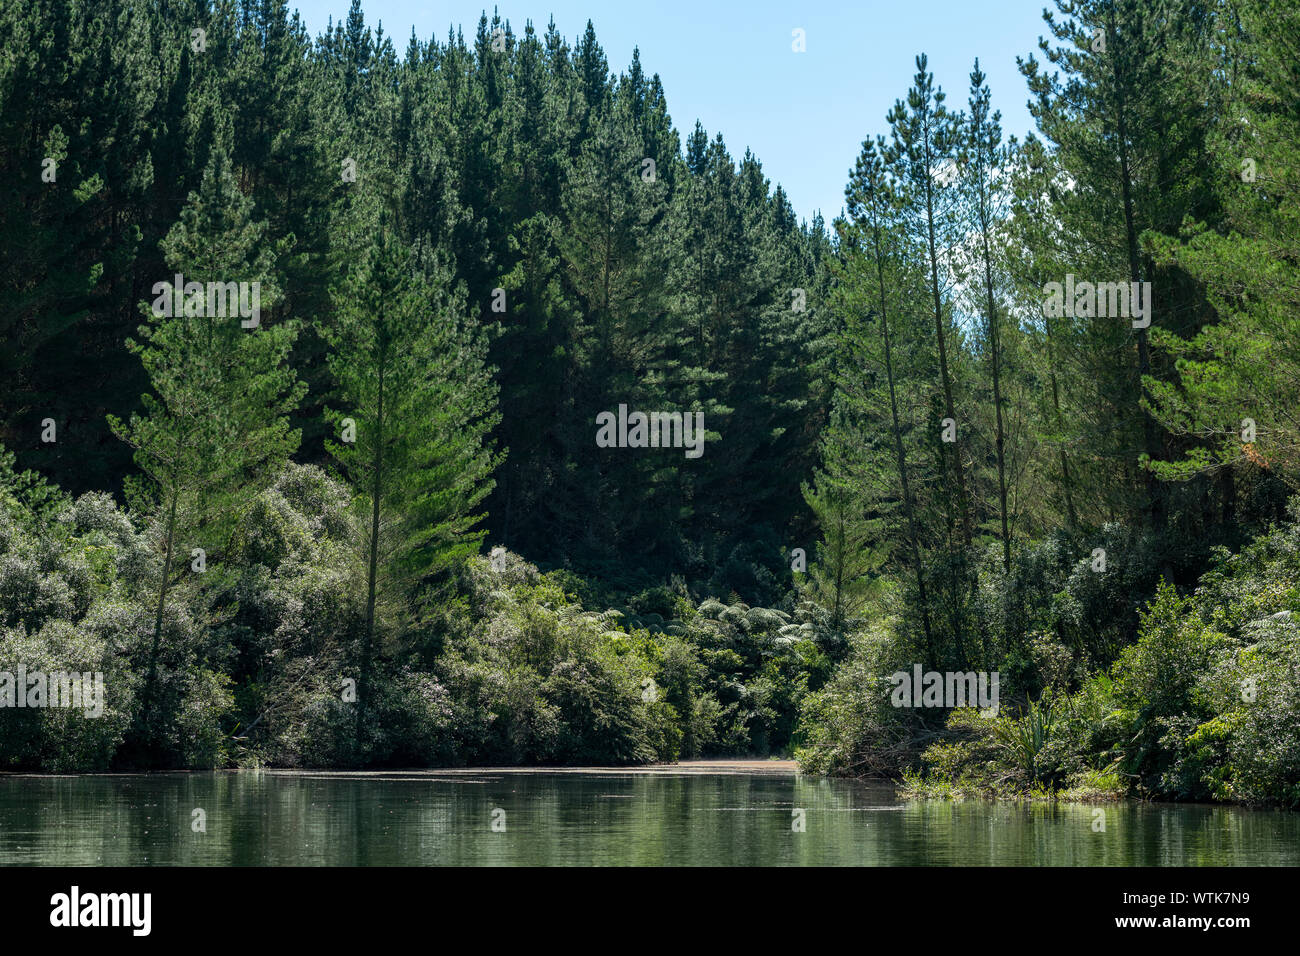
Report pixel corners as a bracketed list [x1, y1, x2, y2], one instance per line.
[0, 758, 804, 779]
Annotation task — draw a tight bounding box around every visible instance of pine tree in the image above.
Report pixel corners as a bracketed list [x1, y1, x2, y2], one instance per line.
[887, 55, 975, 551]
[1005, 136, 1085, 531]
[962, 59, 1013, 570]
[557, 102, 678, 562]
[1020, 0, 1225, 537]
[109, 145, 303, 751]
[323, 231, 500, 736]
[1144, 0, 1300, 487]
[490, 212, 580, 554]
[801, 405, 886, 635]
[839, 137, 937, 659]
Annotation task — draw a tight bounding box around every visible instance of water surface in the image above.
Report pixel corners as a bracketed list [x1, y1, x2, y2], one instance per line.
[1, 764, 1295, 865]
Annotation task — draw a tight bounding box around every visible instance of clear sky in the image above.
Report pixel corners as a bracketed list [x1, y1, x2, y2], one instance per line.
[288, 0, 1053, 226]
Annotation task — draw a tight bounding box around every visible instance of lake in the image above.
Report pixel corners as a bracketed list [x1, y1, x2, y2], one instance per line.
[1, 761, 1296, 866]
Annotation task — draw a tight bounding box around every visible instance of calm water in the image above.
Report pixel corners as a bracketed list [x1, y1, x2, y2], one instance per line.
[1, 766, 1296, 866]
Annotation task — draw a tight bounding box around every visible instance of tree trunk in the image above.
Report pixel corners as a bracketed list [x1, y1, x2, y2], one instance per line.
[922, 147, 973, 550]
[141, 486, 180, 750]
[1044, 314, 1078, 531]
[1109, 13, 1163, 531]
[872, 216, 935, 659]
[980, 216, 1011, 571]
[359, 341, 384, 745]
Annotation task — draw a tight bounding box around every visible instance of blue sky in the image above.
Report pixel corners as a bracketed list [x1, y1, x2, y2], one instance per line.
[289, 0, 1053, 225]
